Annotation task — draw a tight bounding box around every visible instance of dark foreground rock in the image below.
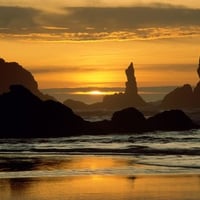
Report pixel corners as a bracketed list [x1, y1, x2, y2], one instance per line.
[111, 107, 147, 132]
[147, 110, 198, 131]
[0, 85, 198, 138]
[0, 85, 85, 138]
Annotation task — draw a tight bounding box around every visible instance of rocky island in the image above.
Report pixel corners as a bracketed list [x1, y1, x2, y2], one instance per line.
[161, 57, 200, 109]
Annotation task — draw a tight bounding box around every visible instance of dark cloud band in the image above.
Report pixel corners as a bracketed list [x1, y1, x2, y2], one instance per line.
[0, 5, 200, 40]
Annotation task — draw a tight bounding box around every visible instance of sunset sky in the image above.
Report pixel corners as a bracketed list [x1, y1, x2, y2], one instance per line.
[0, 0, 200, 89]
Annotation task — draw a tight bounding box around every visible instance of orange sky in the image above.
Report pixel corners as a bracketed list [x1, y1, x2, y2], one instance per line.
[0, 1, 200, 88]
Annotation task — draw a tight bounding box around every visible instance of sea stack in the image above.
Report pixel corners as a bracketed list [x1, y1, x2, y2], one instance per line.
[102, 62, 147, 109]
[125, 62, 138, 96]
[124, 62, 146, 107]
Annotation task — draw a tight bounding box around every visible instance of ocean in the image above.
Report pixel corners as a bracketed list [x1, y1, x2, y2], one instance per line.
[0, 130, 200, 199]
[0, 130, 200, 178]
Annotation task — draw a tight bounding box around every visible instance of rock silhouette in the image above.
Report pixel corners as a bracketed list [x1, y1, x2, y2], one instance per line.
[161, 84, 193, 109]
[0, 58, 199, 138]
[111, 107, 147, 132]
[0, 86, 197, 138]
[102, 62, 147, 109]
[0, 85, 85, 138]
[147, 110, 197, 131]
[194, 82, 200, 105]
[0, 58, 53, 100]
[161, 57, 200, 109]
[125, 63, 138, 95]
[194, 57, 200, 106]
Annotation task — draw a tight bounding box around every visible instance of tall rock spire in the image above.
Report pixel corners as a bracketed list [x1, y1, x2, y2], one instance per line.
[125, 62, 138, 95]
[102, 62, 146, 109]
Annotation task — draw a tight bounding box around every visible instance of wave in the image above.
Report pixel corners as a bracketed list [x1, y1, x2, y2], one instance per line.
[1, 146, 200, 156]
[0, 130, 200, 156]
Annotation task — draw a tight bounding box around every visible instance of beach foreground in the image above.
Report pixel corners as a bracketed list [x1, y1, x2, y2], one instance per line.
[1, 173, 200, 200]
[0, 155, 200, 200]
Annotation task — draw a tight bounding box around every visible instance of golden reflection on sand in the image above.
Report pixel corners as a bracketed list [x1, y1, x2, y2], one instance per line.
[0, 156, 200, 200]
[1, 175, 200, 200]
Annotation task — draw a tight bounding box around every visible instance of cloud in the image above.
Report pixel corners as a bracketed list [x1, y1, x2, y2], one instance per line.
[0, 5, 200, 41]
[138, 64, 197, 72]
[29, 64, 197, 75]
[0, 6, 40, 30]
[29, 66, 123, 74]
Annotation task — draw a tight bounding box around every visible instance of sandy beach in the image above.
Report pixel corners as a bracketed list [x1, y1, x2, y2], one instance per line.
[1, 173, 200, 200]
[0, 155, 200, 200]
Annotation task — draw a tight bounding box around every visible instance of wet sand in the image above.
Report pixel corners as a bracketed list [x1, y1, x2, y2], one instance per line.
[0, 155, 200, 200]
[1, 175, 200, 200]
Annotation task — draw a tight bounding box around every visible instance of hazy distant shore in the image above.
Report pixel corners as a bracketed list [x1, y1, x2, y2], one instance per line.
[41, 86, 177, 103]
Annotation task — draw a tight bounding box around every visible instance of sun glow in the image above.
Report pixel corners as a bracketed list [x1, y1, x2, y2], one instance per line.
[89, 90, 104, 95]
[73, 90, 115, 96]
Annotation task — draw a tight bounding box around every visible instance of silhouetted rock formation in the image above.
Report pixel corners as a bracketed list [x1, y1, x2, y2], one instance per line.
[125, 63, 138, 95]
[161, 84, 193, 109]
[194, 57, 200, 106]
[194, 82, 200, 106]
[0, 86, 197, 138]
[0, 85, 85, 138]
[0, 61, 198, 138]
[111, 107, 146, 132]
[147, 110, 197, 131]
[0, 58, 53, 100]
[102, 62, 147, 109]
[161, 58, 200, 109]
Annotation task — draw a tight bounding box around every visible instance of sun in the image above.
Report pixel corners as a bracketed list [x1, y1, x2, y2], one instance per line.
[88, 90, 104, 95]
[72, 90, 115, 96]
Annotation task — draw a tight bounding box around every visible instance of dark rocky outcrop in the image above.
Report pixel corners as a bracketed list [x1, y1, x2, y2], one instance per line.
[111, 107, 147, 132]
[193, 82, 200, 107]
[0, 85, 197, 138]
[160, 58, 200, 109]
[0, 58, 198, 138]
[147, 110, 197, 131]
[161, 84, 193, 109]
[0, 85, 85, 138]
[0, 58, 53, 100]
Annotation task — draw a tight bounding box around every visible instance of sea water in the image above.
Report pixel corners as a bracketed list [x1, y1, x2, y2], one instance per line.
[0, 130, 200, 179]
